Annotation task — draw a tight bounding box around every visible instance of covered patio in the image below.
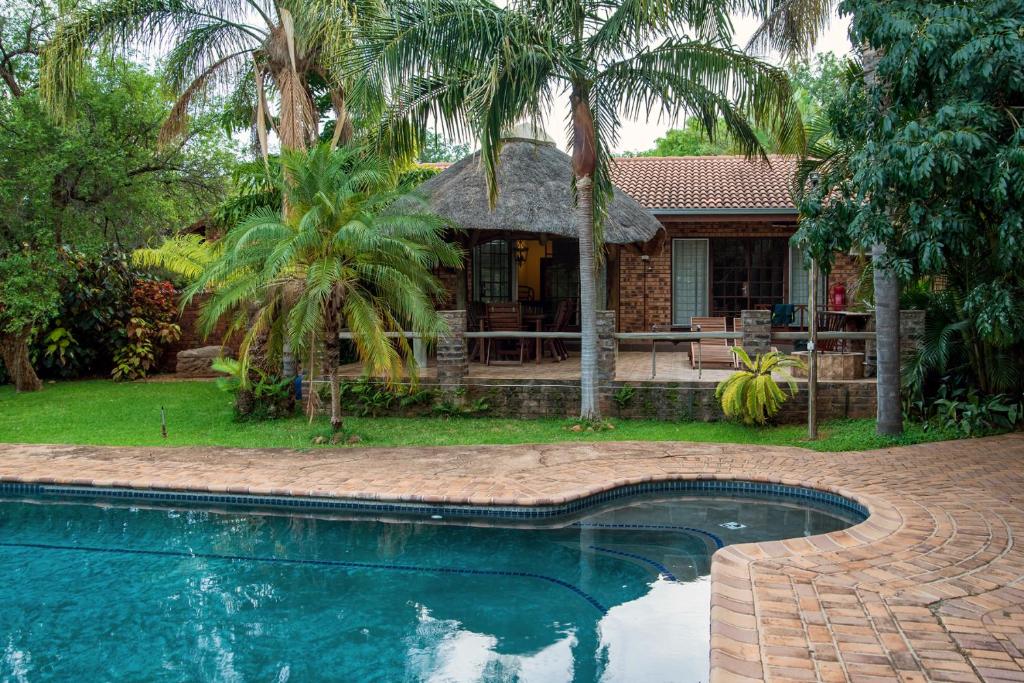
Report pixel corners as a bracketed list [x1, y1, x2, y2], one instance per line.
[404, 127, 663, 366]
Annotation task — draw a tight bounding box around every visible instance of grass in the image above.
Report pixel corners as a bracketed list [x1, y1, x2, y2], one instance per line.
[0, 379, 957, 452]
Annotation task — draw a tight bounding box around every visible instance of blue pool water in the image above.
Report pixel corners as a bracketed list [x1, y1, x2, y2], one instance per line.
[0, 489, 861, 682]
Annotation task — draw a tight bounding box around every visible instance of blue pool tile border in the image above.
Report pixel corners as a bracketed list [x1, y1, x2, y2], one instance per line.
[0, 479, 868, 523]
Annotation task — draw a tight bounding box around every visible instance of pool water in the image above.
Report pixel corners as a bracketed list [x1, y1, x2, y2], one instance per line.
[0, 492, 860, 682]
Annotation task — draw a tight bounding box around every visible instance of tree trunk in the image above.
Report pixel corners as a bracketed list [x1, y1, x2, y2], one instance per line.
[325, 326, 343, 432]
[571, 88, 600, 421]
[0, 331, 43, 392]
[576, 175, 600, 420]
[873, 243, 903, 436]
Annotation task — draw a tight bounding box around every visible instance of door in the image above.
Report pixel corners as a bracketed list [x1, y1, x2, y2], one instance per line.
[711, 238, 788, 318]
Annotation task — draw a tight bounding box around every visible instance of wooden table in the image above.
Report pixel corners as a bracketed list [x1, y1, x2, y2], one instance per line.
[523, 313, 545, 364]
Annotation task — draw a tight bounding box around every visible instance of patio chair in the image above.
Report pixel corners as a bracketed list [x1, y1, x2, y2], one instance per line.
[484, 302, 525, 365]
[817, 311, 846, 352]
[543, 299, 573, 362]
[466, 301, 487, 363]
[689, 317, 734, 369]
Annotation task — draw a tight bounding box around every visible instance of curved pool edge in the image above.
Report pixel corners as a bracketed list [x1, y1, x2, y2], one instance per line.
[0, 475, 869, 523]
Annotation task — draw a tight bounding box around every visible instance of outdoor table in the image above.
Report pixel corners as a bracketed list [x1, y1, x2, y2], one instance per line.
[523, 312, 545, 364]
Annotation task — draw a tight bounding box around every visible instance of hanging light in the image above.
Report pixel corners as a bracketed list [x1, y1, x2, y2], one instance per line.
[514, 240, 529, 265]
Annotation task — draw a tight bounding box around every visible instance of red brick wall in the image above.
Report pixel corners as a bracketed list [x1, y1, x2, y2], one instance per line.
[617, 216, 798, 332]
[163, 293, 244, 371]
[827, 251, 867, 308]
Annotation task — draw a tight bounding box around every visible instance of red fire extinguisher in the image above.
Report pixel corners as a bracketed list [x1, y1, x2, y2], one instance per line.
[830, 282, 847, 311]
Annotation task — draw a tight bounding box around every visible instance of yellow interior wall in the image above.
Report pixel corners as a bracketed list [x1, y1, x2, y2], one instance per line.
[516, 241, 546, 299]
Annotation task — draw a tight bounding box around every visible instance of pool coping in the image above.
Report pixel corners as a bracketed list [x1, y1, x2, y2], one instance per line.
[1, 436, 1022, 681]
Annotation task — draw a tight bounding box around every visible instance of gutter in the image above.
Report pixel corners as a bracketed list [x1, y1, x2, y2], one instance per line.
[648, 207, 799, 216]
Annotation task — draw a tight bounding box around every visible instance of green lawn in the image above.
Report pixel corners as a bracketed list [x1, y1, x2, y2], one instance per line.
[0, 379, 955, 452]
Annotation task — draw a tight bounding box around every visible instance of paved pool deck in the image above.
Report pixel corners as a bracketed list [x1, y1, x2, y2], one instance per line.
[2, 435, 1023, 682]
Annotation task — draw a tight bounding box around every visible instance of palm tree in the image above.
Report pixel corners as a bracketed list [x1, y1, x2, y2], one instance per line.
[39, 0, 362, 155]
[360, 0, 803, 420]
[186, 144, 462, 431]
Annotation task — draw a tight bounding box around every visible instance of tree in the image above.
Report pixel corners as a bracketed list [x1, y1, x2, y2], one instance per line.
[0, 50, 231, 389]
[187, 144, 461, 431]
[0, 250, 61, 392]
[362, 0, 802, 419]
[417, 131, 470, 163]
[39, 0, 362, 156]
[795, 0, 1024, 427]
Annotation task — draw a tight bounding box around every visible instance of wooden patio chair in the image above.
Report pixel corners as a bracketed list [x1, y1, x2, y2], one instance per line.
[543, 299, 572, 362]
[689, 317, 734, 369]
[817, 311, 846, 352]
[484, 302, 525, 365]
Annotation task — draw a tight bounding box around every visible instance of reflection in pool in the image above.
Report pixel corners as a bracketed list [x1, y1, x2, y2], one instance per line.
[0, 489, 861, 681]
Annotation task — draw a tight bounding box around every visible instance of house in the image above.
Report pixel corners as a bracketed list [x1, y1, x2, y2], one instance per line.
[413, 131, 862, 337]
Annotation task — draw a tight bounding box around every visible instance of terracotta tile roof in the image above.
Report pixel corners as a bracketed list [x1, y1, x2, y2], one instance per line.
[420, 155, 799, 213]
[608, 155, 798, 212]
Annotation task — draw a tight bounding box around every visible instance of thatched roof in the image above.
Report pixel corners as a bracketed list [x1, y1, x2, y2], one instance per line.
[404, 138, 663, 245]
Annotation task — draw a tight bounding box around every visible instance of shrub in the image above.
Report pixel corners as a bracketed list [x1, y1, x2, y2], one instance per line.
[212, 357, 295, 420]
[111, 280, 181, 381]
[716, 348, 805, 425]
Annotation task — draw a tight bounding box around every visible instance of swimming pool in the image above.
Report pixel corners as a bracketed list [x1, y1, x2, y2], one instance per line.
[0, 484, 862, 682]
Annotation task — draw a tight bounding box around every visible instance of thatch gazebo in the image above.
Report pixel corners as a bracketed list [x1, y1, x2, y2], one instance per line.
[406, 132, 663, 313]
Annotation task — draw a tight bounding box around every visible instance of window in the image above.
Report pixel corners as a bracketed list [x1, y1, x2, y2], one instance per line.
[789, 244, 826, 327]
[473, 240, 513, 302]
[672, 239, 709, 325]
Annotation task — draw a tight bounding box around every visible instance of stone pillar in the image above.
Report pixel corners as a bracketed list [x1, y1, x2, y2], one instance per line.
[436, 310, 467, 393]
[597, 310, 616, 384]
[740, 309, 772, 356]
[900, 309, 925, 363]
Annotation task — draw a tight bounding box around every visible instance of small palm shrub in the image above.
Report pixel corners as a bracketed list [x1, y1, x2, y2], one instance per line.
[716, 348, 806, 425]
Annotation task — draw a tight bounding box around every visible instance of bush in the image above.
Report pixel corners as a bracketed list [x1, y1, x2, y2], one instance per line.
[716, 348, 805, 425]
[111, 280, 181, 381]
[212, 357, 295, 421]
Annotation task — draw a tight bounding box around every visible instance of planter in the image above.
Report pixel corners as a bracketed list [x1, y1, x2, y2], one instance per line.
[791, 351, 865, 380]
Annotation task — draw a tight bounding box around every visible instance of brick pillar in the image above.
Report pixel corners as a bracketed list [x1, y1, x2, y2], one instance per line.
[900, 309, 925, 363]
[740, 310, 772, 356]
[436, 310, 467, 393]
[597, 310, 616, 383]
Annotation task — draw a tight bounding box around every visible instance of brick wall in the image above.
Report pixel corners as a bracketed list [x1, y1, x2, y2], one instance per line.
[329, 377, 875, 423]
[164, 293, 243, 371]
[617, 217, 797, 332]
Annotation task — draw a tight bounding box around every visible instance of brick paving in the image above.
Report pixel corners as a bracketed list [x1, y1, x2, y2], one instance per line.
[1, 434, 1023, 682]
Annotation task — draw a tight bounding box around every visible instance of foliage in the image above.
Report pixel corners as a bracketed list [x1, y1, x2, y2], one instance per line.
[1, 59, 231, 251]
[432, 393, 491, 418]
[211, 357, 295, 421]
[416, 132, 469, 163]
[611, 385, 636, 410]
[110, 280, 181, 381]
[321, 378, 438, 418]
[716, 348, 805, 425]
[187, 144, 462, 429]
[0, 380, 960, 452]
[132, 234, 220, 283]
[795, 0, 1024, 400]
[28, 249, 135, 379]
[930, 387, 1023, 438]
[0, 248, 62, 340]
